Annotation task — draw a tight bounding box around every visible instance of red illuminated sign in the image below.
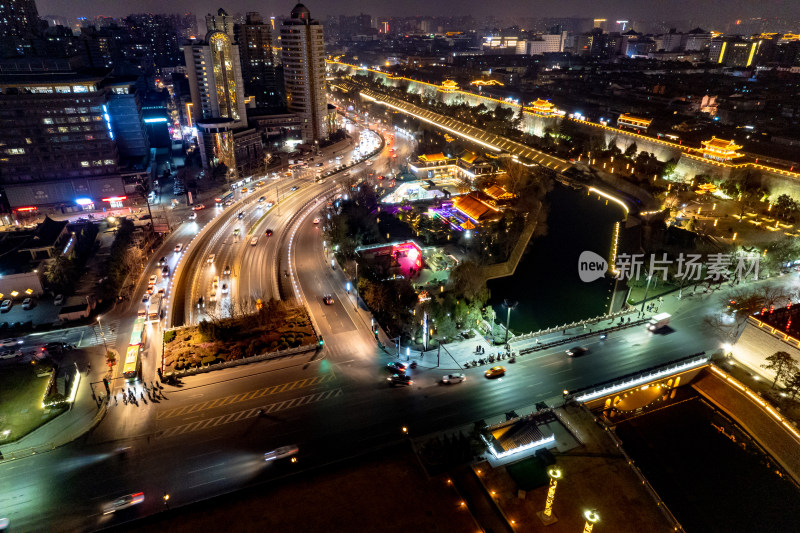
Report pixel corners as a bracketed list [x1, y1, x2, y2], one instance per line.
[16, 206, 37, 212]
[101, 196, 127, 202]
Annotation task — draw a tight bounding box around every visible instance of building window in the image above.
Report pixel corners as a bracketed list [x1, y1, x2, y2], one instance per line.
[42, 118, 54, 124]
[55, 86, 71, 93]
[72, 85, 89, 93]
[7, 148, 25, 155]
[81, 161, 90, 167]
[104, 159, 115, 165]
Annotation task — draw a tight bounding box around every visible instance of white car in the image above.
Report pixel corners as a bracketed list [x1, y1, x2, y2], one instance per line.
[174, 243, 183, 253]
[212, 276, 219, 290]
[148, 274, 158, 285]
[0, 300, 12, 313]
[188, 212, 197, 220]
[207, 253, 215, 264]
[1, 338, 23, 347]
[442, 374, 466, 384]
[103, 492, 144, 515]
[264, 445, 299, 461]
[250, 237, 258, 246]
[22, 298, 35, 310]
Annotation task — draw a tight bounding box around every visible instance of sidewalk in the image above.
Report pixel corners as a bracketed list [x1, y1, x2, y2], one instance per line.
[0, 364, 106, 461]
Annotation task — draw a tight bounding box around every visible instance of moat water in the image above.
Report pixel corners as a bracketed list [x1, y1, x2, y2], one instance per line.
[489, 184, 625, 333]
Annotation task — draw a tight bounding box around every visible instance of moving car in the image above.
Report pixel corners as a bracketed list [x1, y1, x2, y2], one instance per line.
[237, 212, 244, 219]
[45, 342, 72, 354]
[290, 186, 299, 191]
[388, 374, 412, 386]
[161, 265, 170, 277]
[223, 265, 231, 276]
[442, 374, 465, 384]
[233, 228, 241, 236]
[264, 445, 299, 461]
[103, 492, 145, 515]
[484, 366, 506, 378]
[566, 346, 589, 357]
[207, 253, 216, 264]
[148, 274, 158, 285]
[146, 284, 155, 295]
[174, 243, 183, 253]
[387, 362, 407, 374]
[312, 218, 320, 224]
[22, 298, 35, 310]
[221, 283, 228, 294]
[265, 229, 273, 236]
[212, 276, 219, 290]
[192, 204, 205, 211]
[250, 237, 258, 246]
[1, 338, 23, 347]
[188, 212, 197, 220]
[209, 292, 217, 304]
[322, 295, 334, 305]
[0, 348, 23, 360]
[158, 256, 167, 266]
[258, 196, 266, 203]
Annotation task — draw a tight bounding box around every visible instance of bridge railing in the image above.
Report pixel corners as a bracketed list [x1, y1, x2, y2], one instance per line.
[568, 352, 710, 402]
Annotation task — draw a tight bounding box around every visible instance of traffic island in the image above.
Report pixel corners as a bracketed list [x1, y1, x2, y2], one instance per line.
[163, 301, 319, 376]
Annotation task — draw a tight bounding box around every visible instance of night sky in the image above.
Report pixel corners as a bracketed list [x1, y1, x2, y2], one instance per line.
[36, 0, 800, 24]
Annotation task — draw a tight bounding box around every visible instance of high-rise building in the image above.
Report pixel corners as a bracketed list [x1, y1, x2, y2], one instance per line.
[0, 0, 41, 38]
[0, 64, 149, 211]
[235, 12, 280, 109]
[184, 27, 264, 179]
[281, 3, 328, 144]
[205, 8, 235, 39]
[123, 13, 185, 68]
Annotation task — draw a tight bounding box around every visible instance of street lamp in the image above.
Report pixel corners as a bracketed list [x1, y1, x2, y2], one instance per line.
[503, 299, 518, 346]
[96, 315, 109, 355]
[582, 509, 600, 532]
[538, 467, 562, 525]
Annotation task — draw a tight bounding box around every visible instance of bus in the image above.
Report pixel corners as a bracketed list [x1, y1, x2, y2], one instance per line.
[129, 317, 148, 349]
[122, 345, 142, 381]
[147, 295, 163, 323]
[215, 191, 234, 206]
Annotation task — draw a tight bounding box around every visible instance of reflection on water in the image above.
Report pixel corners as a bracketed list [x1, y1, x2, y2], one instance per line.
[489, 184, 625, 332]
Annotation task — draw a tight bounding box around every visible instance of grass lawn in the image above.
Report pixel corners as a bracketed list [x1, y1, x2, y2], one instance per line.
[0, 362, 66, 443]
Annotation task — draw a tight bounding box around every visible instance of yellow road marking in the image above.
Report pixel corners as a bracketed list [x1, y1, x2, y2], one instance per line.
[156, 373, 335, 420]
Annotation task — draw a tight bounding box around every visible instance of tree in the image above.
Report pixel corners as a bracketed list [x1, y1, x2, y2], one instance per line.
[624, 142, 638, 158]
[449, 261, 489, 303]
[761, 351, 799, 389]
[785, 369, 800, 400]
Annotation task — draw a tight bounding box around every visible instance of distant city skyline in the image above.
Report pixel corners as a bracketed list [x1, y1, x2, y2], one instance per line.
[36, 0, 800, 30]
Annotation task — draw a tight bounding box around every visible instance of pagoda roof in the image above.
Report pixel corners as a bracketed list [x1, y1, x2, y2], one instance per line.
[419, 153, 448, 163]
[453, 194, 499, 222]
[484, 185, 514, 200]
[703, 137, 741, 150]
[460, 152, 478, 164]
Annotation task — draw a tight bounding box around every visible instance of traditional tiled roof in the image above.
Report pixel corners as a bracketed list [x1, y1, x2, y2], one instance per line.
[484, 185, 514, 200]
[453, 194, 499, 222]
[419, 152, 448, 163]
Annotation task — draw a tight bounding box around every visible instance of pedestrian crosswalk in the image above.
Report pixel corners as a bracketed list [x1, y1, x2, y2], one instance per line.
[157, 373, 337, 420]
[80, 319, 120, 348]
[156, 388, 343, 439]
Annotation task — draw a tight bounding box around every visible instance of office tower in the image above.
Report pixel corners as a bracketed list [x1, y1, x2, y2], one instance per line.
[184, 25, 262, 179]
[281, 3, 328, 144]
[206, 8, 235, 38]
[235, 12, 280, 109]
[0, 65, 150, 210]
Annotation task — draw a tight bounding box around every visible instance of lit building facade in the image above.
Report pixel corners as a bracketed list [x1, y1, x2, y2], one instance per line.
[617, 114, 652, 131]
[281, 3, 328, 144]
[235, 12, 280, 109]
[0, 68, 143, 211]
[528, 99, 556, 116]
[184, 29, 249, 175]
[701, 137, 743, 162]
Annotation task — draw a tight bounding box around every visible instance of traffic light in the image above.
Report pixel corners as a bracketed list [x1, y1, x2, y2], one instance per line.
[373, 327, 379, 337]
[103, 378, 110, 394]
[318, 336, 324, 347]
